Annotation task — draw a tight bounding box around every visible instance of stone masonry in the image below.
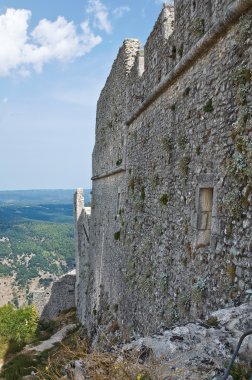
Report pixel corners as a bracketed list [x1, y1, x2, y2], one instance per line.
[33, 270, 76, 321]
[75, 0, 252, 336]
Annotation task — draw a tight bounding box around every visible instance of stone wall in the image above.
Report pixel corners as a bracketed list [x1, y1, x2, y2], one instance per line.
[74, 189, 91, 328]
[76, 0, 252, 335]
[33, 271, 76, 321]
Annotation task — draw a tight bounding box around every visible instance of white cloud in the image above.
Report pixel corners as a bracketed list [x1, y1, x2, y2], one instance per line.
[0, 8, 102, 77]
[87, 0, 112, 34]
[113, 6, 130, 18]
[3, 97, 8, 104]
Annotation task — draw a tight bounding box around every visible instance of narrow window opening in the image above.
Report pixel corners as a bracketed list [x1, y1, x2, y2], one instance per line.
[152, 52, 158, 68]
[170, 45, 176, 60]
[197, 188, 213, 247]
[117, 192, 121, 215]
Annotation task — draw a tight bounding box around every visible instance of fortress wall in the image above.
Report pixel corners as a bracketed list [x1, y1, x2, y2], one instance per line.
[33, 272, 76, 321]
[88, 173, 128, 328]
[74, 189, 91, 325]
[127, 0, 247, 116]
[121, 7, 252, 333]
[76, 0, 252, 335]
[92, 39, 140, 177]
[80, 40, 140, 329]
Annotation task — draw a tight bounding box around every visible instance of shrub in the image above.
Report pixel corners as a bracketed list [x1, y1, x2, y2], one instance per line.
[0, 304, 38, 344]
[159, 194, 169, 205]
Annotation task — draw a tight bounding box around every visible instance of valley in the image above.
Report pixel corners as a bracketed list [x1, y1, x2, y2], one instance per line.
[0, 189, 90, 307]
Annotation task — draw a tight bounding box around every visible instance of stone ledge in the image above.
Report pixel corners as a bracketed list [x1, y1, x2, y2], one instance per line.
[91, 167, 126, 181]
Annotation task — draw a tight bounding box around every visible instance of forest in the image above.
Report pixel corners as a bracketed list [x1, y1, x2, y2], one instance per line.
[0, 189, 90, 302]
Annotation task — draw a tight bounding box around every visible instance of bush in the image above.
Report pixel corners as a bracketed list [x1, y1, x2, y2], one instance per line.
[0, 304, 38, 344]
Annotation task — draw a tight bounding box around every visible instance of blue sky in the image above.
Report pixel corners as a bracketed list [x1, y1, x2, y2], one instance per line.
[0, 0, 168, 190]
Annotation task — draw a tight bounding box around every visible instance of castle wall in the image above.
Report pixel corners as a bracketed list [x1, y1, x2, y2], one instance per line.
[76, 0, 252, 335]
[122, 9, 252, 331]
[74, 189, 91, 326]
[33, 271, 76, 321]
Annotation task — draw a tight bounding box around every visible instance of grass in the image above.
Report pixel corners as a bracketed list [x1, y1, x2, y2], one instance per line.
[0, 308, 78, 380]
[1, 353, 37, 380]
[0, 341, 9, 360]
[35, 332, 154, 380]
[0, 306, 154, 380]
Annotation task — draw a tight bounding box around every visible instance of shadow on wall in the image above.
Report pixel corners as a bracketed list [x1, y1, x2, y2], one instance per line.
[33, 271, 76, 321]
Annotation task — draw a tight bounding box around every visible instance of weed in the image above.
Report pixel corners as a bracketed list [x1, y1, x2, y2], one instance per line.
[206, 316, 219, 327]
[229, 362, 252, 380]
[178, 44, 184, 57]
[116, 158, 122, 166]
[191, 18, 205, 36]
[236, 136, 248, 153]
[162, 136, 173, 152]
[108, 320, 120, 333]
[236, 85, 248, 106]
[159, 194, 169, 205]
[137, 372, 152, 380]
[152, 173, 159, 187]
[224, 191, 243, 220]
[129, 176, 135, 192]
[227, 153, 248, 182]
[179, 156, 191, 177]
[227, 263, 236, 283]
[196, 145, 201, 155]
[114, 230, 121, 241]
[140, 187, 145, 201]
[203, 99, 214, 113]
[232, 67, 251, 86]
[193, 277, 207, 293]
[178, 135, 188, 149]
[178, 293, 191, 315]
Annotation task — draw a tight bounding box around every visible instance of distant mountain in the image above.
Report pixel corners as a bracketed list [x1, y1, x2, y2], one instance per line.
[0, 189, 91, 206]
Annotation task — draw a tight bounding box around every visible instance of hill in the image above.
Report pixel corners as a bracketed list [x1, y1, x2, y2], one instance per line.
[0, 189, 91, 307]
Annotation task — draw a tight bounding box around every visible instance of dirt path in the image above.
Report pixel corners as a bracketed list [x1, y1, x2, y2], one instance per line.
[27, 324, 77, 352]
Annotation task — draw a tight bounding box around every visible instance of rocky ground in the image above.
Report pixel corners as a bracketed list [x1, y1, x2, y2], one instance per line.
[1, 303, 251, 380]
[55, 303, 252, 380]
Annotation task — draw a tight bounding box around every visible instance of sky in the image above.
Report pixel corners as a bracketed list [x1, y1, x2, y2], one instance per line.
[0, 0, 170, 190]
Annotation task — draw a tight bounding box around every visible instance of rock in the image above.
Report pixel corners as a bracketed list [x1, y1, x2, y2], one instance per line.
[122, 303, 252, 379]
[64, 359, 88, 380]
